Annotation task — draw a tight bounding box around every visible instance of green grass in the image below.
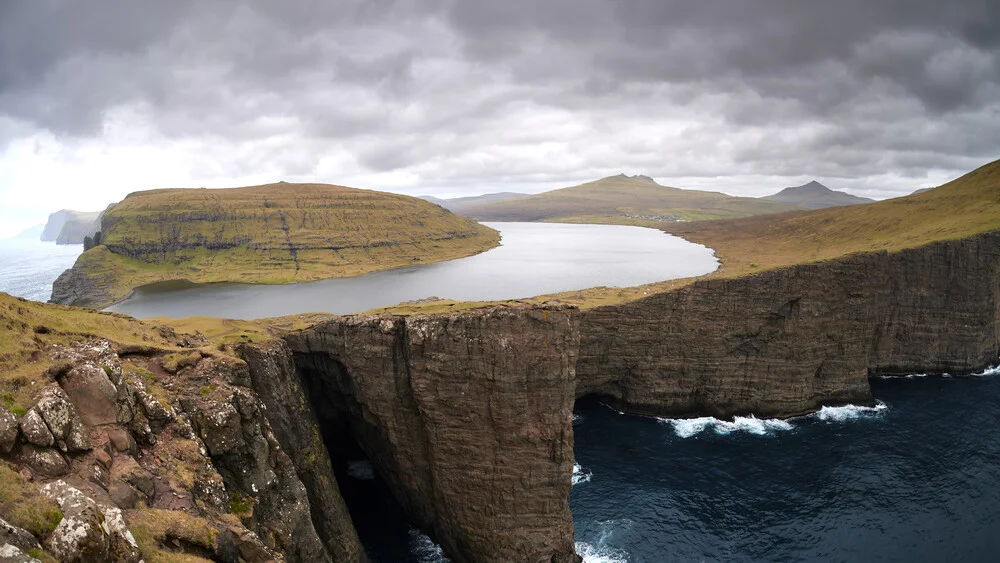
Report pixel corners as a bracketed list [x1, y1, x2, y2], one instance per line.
[665, 158, 1000, 279]
[459, 174, 801, 223]
[66, 182, 501, 307]
[0, 462, 63, 538]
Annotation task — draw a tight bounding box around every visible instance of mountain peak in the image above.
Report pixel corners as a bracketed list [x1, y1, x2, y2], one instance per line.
[605, 173, 659, 185]
[763, 180, 875, 209]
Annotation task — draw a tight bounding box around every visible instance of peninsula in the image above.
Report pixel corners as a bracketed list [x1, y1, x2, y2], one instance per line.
[50, 182, 500, 308]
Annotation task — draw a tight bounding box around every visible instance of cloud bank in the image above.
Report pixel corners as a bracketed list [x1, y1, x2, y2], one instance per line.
[1, 0, 997, 234]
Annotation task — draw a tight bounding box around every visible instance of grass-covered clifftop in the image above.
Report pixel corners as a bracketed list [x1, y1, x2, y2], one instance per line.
[459, 174, 801, 223]
[52, 182, 500, 308]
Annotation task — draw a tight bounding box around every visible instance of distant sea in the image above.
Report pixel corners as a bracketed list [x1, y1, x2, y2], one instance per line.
[0, 239, 81, 302]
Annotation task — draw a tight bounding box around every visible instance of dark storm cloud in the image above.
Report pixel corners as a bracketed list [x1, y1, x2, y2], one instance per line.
[0, 0, 998, 197]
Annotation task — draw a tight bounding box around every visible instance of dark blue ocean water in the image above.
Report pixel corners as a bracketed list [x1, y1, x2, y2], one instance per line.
[571, 372, 1000, 563]
[0, 239, 81, 302]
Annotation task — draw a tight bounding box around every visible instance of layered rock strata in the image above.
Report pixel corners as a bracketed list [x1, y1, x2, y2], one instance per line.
[285, 306, 582, 563]
[576, 231, 1000, 417]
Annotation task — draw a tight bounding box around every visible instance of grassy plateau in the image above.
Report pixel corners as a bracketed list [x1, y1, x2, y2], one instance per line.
[62, 182, 500, 307]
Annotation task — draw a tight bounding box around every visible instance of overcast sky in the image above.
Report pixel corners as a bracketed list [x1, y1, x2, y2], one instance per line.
[1, 0, 998, 236]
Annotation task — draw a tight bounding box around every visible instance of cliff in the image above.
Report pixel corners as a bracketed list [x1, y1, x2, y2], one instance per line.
[577, 231, 1000, 417]
[40, 210, 101, 244]
[285, 306, 581, 563]
[51, 182, 500, 308]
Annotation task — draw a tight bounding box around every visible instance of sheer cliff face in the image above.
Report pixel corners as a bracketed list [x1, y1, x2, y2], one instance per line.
[286, 306, 582, 563]
[577, 231, 1000, 418]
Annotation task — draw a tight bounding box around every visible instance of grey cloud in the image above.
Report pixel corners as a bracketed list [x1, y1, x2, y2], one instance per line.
[0, 0, 998, 200]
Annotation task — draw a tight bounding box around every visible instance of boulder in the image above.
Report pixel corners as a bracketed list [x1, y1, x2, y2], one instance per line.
[0, 517, 41, 553]
[14, 445, 69, 478]
[0, 544, 41, 563]
[18, 410, 53, 448]
[59, 363, 119, 427]
[35, 387, 90, 452]
[40, 481, 141, 563]
[0, 409, 18, 453]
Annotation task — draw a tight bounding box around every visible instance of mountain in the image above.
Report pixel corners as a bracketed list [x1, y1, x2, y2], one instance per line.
[458, 174, 800, 223]
[762, 180, 875, 209]
[421, 192, 531, 214]
[50, 182, 500, 308]
[912, 187, 933, 195]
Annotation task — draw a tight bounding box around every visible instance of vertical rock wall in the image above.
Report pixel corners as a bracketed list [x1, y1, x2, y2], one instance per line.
[286, 306, 581, 563]
[577, 232, 1000, 418]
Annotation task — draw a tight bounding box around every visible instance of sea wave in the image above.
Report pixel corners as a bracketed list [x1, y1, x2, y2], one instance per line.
[575, 519, 632, 563]
[346, 460, 375, 480]
[409, 529, 450, 562]
[659, 414, 793, 438]
[573, 463, 593, 485]
[575, 541, 629, 563]
[814, 401, 888, 422]
[659, 401, 889, 438]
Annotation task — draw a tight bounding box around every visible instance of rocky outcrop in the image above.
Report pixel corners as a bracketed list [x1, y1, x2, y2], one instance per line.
[286, 305, 582, 563]
[577, 230, 1000, 418]
[0, 338, 364, 562]
[239, 341, 365, 563]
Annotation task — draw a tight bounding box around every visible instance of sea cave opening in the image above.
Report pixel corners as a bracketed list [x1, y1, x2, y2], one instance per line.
[294, 352, 441, 562]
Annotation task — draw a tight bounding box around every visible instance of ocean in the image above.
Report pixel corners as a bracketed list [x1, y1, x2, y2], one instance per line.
[0, 238, 81, 302]
[571, 371, 1000, 563]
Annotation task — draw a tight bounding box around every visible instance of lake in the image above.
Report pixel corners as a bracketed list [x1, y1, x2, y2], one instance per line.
[107, 222, 719, 319]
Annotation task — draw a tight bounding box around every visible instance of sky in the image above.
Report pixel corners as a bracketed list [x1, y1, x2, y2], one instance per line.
[1, 0, 998, 237]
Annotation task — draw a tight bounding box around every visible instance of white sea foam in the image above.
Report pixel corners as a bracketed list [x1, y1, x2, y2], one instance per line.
[814, 401, 888, 422]
[346, 460, 375, 480]
[409, 529, 450, 562]
[572, 463, 593, 485]
[575, 541, 629, 563]
[573, 413, 583, 424]
[659, 414, 793, 438]
[972, 364, 1000, 377]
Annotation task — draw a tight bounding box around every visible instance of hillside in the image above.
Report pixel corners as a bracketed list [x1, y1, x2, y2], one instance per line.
[459, 174, 801, 223]
[665, 158, 1000, 279]
[51, 182, 500, 308]
[762, 180, 875, 209]
[422, 192, 531, 214]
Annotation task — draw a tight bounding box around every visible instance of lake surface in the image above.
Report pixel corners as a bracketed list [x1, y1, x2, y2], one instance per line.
[107, 222, 719, 319]
[0, 239, 81, 302]
[571, 372, 1000, 563]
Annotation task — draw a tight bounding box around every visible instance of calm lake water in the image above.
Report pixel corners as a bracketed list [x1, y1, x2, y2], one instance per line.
[107, 222, 719, 319]
[0, 238, 81, 302]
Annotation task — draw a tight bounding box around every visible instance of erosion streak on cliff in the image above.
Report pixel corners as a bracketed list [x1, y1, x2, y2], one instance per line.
[578, 231, 1000, 418]
[51, 182, 500, 308]
[286, 306, 582, 563]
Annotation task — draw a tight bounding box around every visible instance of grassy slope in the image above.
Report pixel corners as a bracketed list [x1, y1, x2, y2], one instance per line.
[0, 293, 310, 410]
[70, 182, 500, 306]
[459, 175, 801, 223]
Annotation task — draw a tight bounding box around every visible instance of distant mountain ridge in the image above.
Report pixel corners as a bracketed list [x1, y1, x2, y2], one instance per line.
[420, 192, 530, 214]
[453, 174, 800, 223]
[763, 180, 874, 209]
